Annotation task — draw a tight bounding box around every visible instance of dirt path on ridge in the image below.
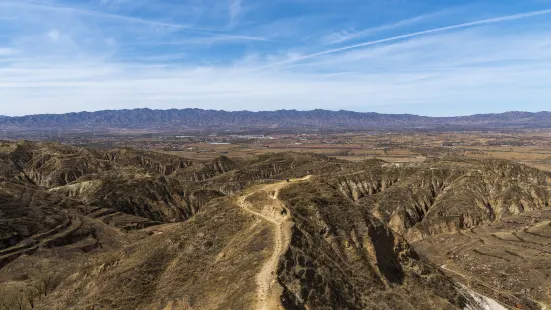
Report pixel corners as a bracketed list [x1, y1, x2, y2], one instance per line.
[236, 176, 311, 310]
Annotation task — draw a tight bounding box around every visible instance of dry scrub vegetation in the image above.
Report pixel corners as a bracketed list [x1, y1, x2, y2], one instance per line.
[0, 140, 550, 309]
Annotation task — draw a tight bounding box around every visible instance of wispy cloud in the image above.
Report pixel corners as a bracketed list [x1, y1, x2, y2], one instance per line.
[0, 0, 267, 41]
[323, 10, 447, 45]
[3, 23, 551, 115]
[264, 8, 551, 69]
[0, 48, 17, 56]
[155, 35, 270, 46]
[1, 0, 551, 116]
[0, 1, 193, 29]
[2, 59, 551, 116]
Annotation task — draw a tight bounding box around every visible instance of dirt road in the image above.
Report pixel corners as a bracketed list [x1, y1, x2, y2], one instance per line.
[237, 176, 311, 310]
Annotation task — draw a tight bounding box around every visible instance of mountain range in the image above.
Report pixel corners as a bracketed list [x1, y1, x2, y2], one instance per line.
[1, 109, 551, 130]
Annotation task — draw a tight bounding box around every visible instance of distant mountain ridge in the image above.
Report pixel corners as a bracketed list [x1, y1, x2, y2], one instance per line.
[1, 108, 550, 129]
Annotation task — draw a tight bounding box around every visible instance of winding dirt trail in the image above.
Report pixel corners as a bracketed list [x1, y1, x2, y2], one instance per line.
[237, 176, 311, 310]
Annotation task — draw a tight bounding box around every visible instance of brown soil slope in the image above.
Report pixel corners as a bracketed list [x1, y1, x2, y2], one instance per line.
[1, 141, 549, 309]
[278, 179, 469, 310]
[320, 159, 551, 240]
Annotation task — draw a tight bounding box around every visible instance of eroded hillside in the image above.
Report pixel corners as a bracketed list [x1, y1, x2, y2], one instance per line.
[321, 159, 551, 240]
[0, 140, 549, 309]
[278, 180, 468, 309]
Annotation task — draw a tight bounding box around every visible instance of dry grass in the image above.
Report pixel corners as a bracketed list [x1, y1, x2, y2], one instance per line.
[32, 199, 273, 310]
[413, 210, 551, 309]
[2, 137, 551, 309]
[157, 130, 551, 171]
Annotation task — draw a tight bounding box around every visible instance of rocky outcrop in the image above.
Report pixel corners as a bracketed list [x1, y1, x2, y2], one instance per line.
[97, 148, 194, 175]
[2, 140, 550, 310]
[51, 175, 223, 223]
[173, 156, 239, 182]
[277, 180, 471, 310]
[327, 160, 551, 240]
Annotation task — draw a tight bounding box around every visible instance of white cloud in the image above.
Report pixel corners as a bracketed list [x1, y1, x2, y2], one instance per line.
[2, 37, 551, 116]
[1, 0, 551, 116]
[47, 30, 61, 42]
[263, 8, 551, 69]
[0, 48, 17, 56]
[0, 0, 266, 41]
[293, 28, 551, 74]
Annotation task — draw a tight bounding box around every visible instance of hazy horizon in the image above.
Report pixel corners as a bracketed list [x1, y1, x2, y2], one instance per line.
[2, 107, 550, 119]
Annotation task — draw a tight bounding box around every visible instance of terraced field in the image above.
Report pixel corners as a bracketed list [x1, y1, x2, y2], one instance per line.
[83, 206, 160, 231]
[0, 214, 82, 268]
[414, 209, 551, 309]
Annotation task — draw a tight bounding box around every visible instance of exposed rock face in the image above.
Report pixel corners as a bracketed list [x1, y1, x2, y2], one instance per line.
[278, 180, 468, 310]
[48, 169, 226, 224]
[1, 141, 549, 309]
[0, 143, 243, 222]
[316, 159, 551, 241]
[95, 148, 195, 175]
[4, 142, 112, 188]
[173, 156, 238, 182]
[0, 141, 350, 234]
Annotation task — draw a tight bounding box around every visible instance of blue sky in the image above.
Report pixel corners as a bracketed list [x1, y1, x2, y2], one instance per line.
[1, 0, 551, 116]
